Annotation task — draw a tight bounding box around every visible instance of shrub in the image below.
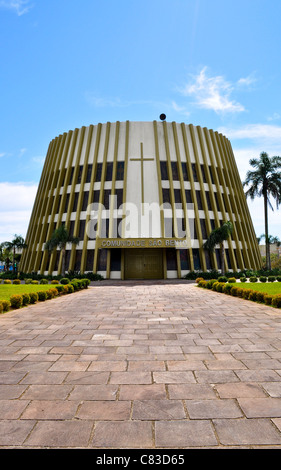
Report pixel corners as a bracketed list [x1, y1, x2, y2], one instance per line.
[22, 293, 30, 306]
[242, 289, 253, 300]
[236, 288, 244, 298]
[24, 278, 33, 284]
[196, 277, 204, 284]
[51, 279, 59, 284]
[249, 290, 258, 301]
[249, 276, 257, 282]
[272, 295, 281, 308]
[206, 279, 217, 289]
[256, 291, 266, 303]
[212, 282, 220, 291]
[0, 302, 3, 313]
[223, 283, 233, 295]
[228, 277, 236, 283]
[4, 279, 12, 284]
[264, 295, 273, 305]
[49, 287, 58, 297]
[240, 277, 247, 283]
[216, 282, 225, 293]
[218, 276, 228, 283]
[37, 291, 47, 301]
[55, 284, 65, 294]
[40, 279, 49, 284]
[29, 292, 38, 304]
[31, 280, 39, 285]
[1, 300, 10, 312]
[10, 294, 23, 309]
[67, 284, 75, 293]
[268, 276, 276, 282]
[60, 278, 70, 285]
[230, 286, 239, 296]
[259, 276, 267, 283]
[12, 279, 21, 284]
[277, 276, 281, 282]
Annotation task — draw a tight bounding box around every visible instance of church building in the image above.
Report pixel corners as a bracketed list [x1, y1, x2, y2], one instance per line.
[20, 120, 261, 279]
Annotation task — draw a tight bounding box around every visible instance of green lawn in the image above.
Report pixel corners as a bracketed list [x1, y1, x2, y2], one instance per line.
[238, 282, 281, 295]
[0, 284, 56, 302]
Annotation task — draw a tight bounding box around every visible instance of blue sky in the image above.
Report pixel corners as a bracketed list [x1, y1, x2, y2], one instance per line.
[1, 0, 281, 243]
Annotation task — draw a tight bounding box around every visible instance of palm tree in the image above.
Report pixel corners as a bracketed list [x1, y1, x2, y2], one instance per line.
[44, 225, 80, 276]
[243, 152, 281, 270]
[203, 221, 233, 275]
[3, 234, 27, 273]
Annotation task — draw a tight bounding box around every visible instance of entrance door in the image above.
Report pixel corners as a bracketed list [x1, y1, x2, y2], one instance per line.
[124, 249, 163, 279]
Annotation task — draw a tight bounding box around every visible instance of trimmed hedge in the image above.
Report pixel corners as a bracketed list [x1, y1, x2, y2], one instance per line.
[197, 279, 281, 309]
[0, 278, 90, 313]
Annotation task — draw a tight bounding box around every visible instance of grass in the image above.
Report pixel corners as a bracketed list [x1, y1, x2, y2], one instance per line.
[238, 282, 281, 295]
[0, 284, 55, 302]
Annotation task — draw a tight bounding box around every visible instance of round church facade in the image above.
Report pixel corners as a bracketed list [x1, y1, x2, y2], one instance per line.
[20, 120, 262, 279]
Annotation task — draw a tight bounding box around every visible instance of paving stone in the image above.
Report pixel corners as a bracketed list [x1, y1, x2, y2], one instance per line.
[238, 398, 281, 418]
[21, 400, 79, 420]
[213, 418, 281, 446]
[119, 384, 166, 400]
[168, 384, 217, 399]
[215, 382, 267, 398]
[155, 420, 218, 447]
[76, 401, 131, 420]
[0, 420, 36, 446]
[132, 399, 186, 420]
[185, 399, 243, 419]
[25, 420, 93, 447]
[92, 421, 153, 448]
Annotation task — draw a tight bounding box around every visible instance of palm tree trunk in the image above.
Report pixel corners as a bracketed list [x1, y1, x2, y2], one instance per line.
[221, 243, 225, 275]
[61, 247, 66, 276]
[264, 192, 271, 270]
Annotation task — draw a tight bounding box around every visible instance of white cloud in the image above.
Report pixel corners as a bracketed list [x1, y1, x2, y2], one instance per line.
[0, 0, 33, 16]
[178, 67, 245, 114]
[219, 123, 281, 141]
[0, 182, 37, 242]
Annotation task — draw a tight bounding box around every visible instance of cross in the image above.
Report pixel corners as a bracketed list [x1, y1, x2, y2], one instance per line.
[130, 142, 154, 213]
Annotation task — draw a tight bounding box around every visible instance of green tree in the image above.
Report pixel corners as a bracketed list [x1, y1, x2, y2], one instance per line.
[203, 221, 233, 275]
[243, 152, 281, 270]
[3, 234, 27, 273]
[44, 225, 80, 276]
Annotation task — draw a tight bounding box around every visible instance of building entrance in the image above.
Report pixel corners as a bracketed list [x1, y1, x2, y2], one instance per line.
[124, 249, 163, 280]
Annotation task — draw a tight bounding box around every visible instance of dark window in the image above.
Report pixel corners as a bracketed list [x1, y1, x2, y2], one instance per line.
[210, 219, 216, 231]
[69, 167, 74, 185]
[192, 163, 198, 182]
[65, 250, 71, 272]
[74, 250, 82, 271]
[200, 165, 207, 183]
[162, 188, 171, 204]
[77, 165, 83, 184]
[205, 192, 212, 210]
[64, 194, 70, 213]
[82, 192, 89, 211]
[171, 162, 179, 181]
[105, 162, 113, 181]
[192, 249, 201, 270]
[180, 250, 190, 270]
[200, 219, 207, 239]
[93, 190, 100, 203]
[98, 249, 107, 270]
[86, 250, 95, 271]
[196, 191, 203, 210]
[181, 162, 189, 181]
[166, 248, 177, 270]
[116, 161, 124, 180]
[53, 250, 60, 271]
[204, 250, 212, 270]
[115, 188, 123, 209]
[103, 190, 111, 210]
[189, 219, 197, 239]
[79, 220, 85, 239]
[86, 164, 92, 183]
[110, 249, 121, 271]
[72, 192, 79, 212]
[95, 163, 103, 182]
[174, 189, 182, 205]
[60, 168, 67, 187]
[209, 166, 215, 184]
[69, 221, 75, 237]
[164, 218, 174, 237]
[185, 190, 193, 208]
[215, 249, 222, 269]
[160, 161, 168, 180]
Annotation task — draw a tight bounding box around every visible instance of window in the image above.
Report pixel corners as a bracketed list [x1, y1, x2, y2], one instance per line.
[110, 249, 121, 271]
[181, 162, 189, 181]
[192, 249, 201, 270]
[171, 162, 179, 181]
[166, 248, 177, 270]
[86, 250, 95, 271]
[95, 163, 103, 182]
[105, 162, 113, 181]
[192, 163, 198, 182]
[180, 250, 190, 270]
[160, 161, 168, 180]
[116, 161, 124, 180]
[86, 164, 92, 183]
[82, 192, 89, 211]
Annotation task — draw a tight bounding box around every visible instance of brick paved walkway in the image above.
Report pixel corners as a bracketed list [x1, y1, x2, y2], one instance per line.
[1, 280, 281, 448]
